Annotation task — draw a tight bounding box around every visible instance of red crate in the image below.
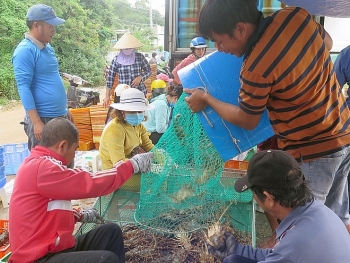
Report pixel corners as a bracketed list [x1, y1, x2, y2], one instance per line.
[224, 159, 249, 170]
[0, 220, 10, 258]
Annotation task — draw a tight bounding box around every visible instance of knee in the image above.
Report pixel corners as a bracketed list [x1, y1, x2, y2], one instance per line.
[105, 222, 122, 235]
[99, 223, 123, 239]
[99, 251, 119, 263]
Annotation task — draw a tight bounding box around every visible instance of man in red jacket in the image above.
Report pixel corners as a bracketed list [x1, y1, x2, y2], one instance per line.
[9, 117, 153, 263]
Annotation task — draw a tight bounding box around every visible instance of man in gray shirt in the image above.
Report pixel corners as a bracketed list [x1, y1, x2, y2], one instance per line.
[209, 150, 350, 263]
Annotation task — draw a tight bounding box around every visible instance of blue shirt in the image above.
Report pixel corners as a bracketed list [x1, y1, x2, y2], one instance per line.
[12, 34, 67, 118]
[143, 94, 172, 133]
[334, 45, 350, 107]
[334, 45, 350, 87]
[106, 52, 151, 95]
[233, 200, 350, 262]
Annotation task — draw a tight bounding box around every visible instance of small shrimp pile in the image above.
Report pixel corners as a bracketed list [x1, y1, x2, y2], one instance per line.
[122, 223, 250, 263]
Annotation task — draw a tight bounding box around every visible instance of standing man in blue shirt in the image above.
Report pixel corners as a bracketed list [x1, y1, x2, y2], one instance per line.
[12, 4, 73, 150]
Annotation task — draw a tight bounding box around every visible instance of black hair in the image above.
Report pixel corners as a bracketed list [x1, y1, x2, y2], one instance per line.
[40, 117, 79, 148]
[152, 52, 157, 58]
[199, 0, 260, 40]
[251, 169, 314, 208]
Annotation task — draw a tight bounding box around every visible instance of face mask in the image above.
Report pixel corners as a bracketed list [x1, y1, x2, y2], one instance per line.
[125, 112, 144, 126]
[122, 48, 134, 56]
[168, 99, 176, 108]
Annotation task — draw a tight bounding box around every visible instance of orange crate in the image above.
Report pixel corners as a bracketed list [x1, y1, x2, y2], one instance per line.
[224, 159, 249, 170]
[0, 220, 10, 258]
[78, 141, 95, 151]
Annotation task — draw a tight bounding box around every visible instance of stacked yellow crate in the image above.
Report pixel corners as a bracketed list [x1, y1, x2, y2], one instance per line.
[69, 108, 94, 151]
[89, 105, 109, 149]
[144, 64, 157, 99]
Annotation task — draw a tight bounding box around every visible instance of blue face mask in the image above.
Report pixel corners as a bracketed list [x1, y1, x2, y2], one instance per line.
[125, 112, 144, 126]
[169, 102, 175, 108]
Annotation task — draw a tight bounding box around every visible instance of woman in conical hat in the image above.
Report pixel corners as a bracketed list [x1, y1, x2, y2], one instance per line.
[103, 32, 151, 108]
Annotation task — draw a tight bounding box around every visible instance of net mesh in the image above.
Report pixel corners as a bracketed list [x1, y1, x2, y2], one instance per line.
[134, 95, 254, 239]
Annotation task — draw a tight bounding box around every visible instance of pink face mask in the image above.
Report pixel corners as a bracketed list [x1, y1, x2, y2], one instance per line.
[122, 48, 134, 56]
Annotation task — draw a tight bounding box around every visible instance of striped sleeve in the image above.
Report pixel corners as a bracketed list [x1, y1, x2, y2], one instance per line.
[239, 7, 350, 161]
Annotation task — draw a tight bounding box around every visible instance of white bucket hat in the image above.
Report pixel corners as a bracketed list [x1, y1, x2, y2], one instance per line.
[110, 88, 154, 111]
[115, 84, 130, 96]
[113, 32, 143, 49]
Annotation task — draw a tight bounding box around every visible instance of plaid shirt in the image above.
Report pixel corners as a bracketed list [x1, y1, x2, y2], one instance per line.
[106, 52, 151, 95]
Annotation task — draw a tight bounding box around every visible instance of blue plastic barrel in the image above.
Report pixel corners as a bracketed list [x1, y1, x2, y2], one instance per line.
[178, 51, 274, 161]
[177, 0, 215, 48]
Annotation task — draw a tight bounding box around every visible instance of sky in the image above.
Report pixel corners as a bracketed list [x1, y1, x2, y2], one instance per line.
[127, 0, 165, 16]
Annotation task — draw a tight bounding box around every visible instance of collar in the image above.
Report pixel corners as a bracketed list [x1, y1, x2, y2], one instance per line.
[25, 33, 45, 50]
[31, 145, 68, 165]
[275, 199, 314, 241]
[243, 12, 273, 60]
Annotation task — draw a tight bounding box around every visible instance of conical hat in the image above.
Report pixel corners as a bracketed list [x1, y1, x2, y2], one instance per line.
[113, 32, 143, 49]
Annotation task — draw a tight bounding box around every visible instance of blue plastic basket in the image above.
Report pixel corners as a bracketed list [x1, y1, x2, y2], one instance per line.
[0, 145, 3, 166]
[3, 143, 29, 175]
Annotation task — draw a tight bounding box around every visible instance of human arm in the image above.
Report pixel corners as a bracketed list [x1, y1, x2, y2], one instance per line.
[104, 57, 119, 107]
[184, 88, 261, 130]
[172, 55, 196, 86]
[140, 124, 154, 151]
[26, 109, 45, 141]
[334, 46, 350, 87]
[323, 29, 333, 51]
[67, 110, 74, 123]
[103, 88, 111, 108]
[74, 208, 104, 224]
[131, 53, 152, 87]
[155, 104, 170, 133]
[207, 231, 268, 262]
[104, 121, 129, 163]
[315, 22, 333, 51]
[36, 157, 134, 200]
[12, 43, 47, 140]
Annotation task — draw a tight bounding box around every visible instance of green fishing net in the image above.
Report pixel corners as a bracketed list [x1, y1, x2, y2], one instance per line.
[134, 94, 255, 241]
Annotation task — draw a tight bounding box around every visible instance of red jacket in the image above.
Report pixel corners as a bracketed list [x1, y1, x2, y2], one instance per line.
[9, 146, 134, 263]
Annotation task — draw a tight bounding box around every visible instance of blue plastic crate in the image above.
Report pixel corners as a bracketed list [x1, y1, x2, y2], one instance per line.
[3, 143, 29, 175]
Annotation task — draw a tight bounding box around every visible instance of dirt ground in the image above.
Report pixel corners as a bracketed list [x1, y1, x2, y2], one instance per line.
[0, 101, 27, 145]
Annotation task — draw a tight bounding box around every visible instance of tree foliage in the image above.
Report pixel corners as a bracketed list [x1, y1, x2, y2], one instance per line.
[0, 0, 164, 100]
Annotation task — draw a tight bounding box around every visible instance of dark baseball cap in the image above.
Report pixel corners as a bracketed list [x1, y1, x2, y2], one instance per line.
[234, 150, 304, 193]
[26, 4, 65, 26]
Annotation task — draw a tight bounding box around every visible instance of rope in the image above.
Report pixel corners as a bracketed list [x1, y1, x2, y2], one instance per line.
[192, 60, 242, 153]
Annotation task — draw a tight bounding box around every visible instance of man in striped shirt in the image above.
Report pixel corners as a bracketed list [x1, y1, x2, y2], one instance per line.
[185, 0, 350, 235]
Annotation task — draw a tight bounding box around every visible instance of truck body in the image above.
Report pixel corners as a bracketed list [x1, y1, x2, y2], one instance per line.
[164, 0, 350, 70]
[164, 0, 285, 70]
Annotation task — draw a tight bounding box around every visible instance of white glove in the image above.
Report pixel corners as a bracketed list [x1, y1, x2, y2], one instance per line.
[129, 152, 154, 173]
[207, 232, 238, 260]
[79, 208, 104, 224]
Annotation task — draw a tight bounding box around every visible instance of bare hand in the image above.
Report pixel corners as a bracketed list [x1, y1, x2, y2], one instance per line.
[131, 76, 142, 87]
[103, 97, 110, 108]
[183, 88, 208, 112]
[33, 121, 45, 141]
[67, 111, 74, 123]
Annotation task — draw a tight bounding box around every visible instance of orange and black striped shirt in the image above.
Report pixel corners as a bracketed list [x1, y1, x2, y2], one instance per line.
[239, 7, 350, 162]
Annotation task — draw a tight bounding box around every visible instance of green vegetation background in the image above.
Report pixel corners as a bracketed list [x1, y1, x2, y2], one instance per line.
[0, 0, 164, 101]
